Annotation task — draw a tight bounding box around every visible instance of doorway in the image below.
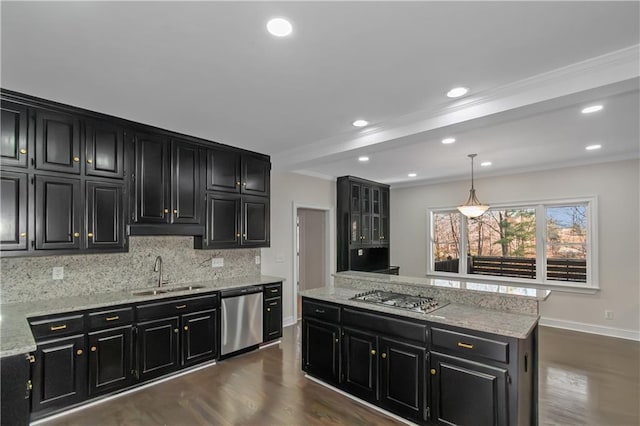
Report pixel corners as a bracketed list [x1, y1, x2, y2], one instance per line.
[295, 206, 331, 321]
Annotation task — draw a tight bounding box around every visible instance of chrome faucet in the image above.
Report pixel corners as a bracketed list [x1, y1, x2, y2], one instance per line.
[153, 256, 167, 287]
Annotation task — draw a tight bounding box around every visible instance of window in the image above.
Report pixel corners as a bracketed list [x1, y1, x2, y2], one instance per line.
[428, 198, 596, 289]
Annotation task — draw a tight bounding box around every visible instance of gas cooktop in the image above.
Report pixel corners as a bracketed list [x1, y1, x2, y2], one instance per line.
[350, 290, 446, 314]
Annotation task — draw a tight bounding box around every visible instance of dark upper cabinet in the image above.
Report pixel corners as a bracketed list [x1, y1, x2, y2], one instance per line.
[84, 120, 124, 179]
[134, 132, 169, 223]
[380, 188, 389, 245]
[430, 352, 509, 426]
[137, 317, 180, 381]
[88, 325, 134, 397]
[342, 327, 378, 403]
[86, 181, 125, 250]
[206, 148, 241, 193]
[242, 154, 270, 196]
[0, 171, 28, 251]
[30, 334, 87, 417]
[242, 195, 270, 247]
[302, 318, 341, 385]
[1, 100, 28, 168]
[35, 109, 81, 174]
[171, 141, 201, 224]
[35, 175, 81, 251]
[181, 309, 218, 367]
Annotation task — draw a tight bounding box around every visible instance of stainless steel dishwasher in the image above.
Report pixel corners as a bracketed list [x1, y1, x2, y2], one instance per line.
[220, 286, 263, 356]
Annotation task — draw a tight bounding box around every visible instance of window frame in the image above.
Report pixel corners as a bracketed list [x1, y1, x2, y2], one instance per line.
[426, 196, 598, 292]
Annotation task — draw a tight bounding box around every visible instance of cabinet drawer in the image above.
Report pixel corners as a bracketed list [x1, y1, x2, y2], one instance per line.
[137, 294, 218, 321]
[88, 307, 133, 330]
[303, 299, 340, 323]
[30, 314, 85, 340]
[343, 307, 427, 343]
[431, 327, 509, 364]
[264, 283, 282, 298]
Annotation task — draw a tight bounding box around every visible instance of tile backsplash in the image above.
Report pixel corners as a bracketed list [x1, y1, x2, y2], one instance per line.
[0, 237, 260, 304]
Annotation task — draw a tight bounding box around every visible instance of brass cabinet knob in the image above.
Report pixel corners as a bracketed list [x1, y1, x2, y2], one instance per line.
[242, 182, 247, 186]
[20, 232, 27, 238]
[19, 148, 27, 154]
[28, 355, 35, 363]
[430, 368, 437, 375]
[73, 156, 80, 162]
[267, 308, 271, 312]
[90, 346, 97, 352]
[164, 208, 169, 214]
[242, 233, 247, 238]
[174, 328, 179, 333]
[236, 233, 241, 237]
[335, 338, 339, 343]
[87, 232, 94, 238]
[73, 232, 80, 238]
[87, 159, 93, 164]
[184, 326, 189, 331]
[76, 349, 83, 356]
[370, 349, 376, 356]
[27, 380, 33, 390]
[236, 181, 241, 186]
[173, 209, 178, 214]
[381, 353, 387, 359]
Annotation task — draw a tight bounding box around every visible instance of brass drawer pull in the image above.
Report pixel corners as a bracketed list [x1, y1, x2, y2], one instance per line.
[105, 316, 119, 321]
[270, 289, 278, 293]
[314, 309, 325, 314]
[457, 342, 474, 349]
[50, 324, 67, 331]
[269, 302, 278, 306]
[176, 304, 187, 309]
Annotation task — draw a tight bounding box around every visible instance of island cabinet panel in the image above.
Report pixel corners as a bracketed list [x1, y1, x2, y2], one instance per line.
[136, 317, 180, 381]
[86, 181, 125, 250]
[84, 120, 125, 179]
[430, 352, 508, 426]
[0, 354, 31, 426]
[34, 175, 81, 251]
[342, 327, 378, 403]
[88, 325, 134, 397]
[134, 133, 169, 223]
[1, 100, 28, 168]
[302, 318, 341, 386]
[181, 309, 218, 367]
[379, 338, 426, 423]
[30, 334, 87, 418]
[34, 109, 81, 174]
[0, 171, 28, 251]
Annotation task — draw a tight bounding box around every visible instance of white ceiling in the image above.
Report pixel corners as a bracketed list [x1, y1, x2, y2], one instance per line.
[1, 1, 639, 186]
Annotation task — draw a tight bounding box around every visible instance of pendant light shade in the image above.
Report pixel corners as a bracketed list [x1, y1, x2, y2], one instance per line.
[457, 154, 489, 218]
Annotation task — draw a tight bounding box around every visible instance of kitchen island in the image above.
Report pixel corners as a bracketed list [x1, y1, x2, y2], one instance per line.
[300, 271, 549, 426]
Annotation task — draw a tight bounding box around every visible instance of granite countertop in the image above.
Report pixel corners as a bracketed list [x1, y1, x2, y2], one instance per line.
[0, 275, 284, 358]
[301, 286, 539, 339]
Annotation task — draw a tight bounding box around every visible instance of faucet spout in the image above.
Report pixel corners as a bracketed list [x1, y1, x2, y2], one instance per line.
[153, 256, 164, 288]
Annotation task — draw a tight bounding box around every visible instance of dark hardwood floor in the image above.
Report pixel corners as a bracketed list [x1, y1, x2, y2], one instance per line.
[39, 325, 639, 426]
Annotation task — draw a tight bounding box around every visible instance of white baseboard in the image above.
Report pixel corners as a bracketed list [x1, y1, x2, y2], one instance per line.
[283, 315, 296, 328]
[540, 317, 640, 341]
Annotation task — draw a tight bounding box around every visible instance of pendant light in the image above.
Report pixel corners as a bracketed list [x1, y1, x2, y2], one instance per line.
[457, 154, 489, 218]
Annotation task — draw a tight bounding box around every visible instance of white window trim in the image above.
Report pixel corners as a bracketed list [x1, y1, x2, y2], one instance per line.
[426, 196, 599, 292]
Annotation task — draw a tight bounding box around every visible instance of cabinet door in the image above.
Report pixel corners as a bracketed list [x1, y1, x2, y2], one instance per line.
[241, 154, 270, 196]
[350, 182, 361, 245]
[302, 319, 340, 385]
[206, 148, 240, 193]
[171, 141, 201, 224]
[135, 133, 169, 223]
[85, 120, 124, 179]
[264, 297, 282, 342]
[0, 171, 28, 251]
[137, 317, 180, 381]
[86, 181, 125, 250]
[35, 109, 81, 174]
[203, 192, 240, 248]
[242, 195, 269, 247]
[371, 187, 381, 243]
[380, 188, 389, 245]
[35, 175, 81, 250]
[360, 185, 371, 244]
[31, 335, 87, 416]
[379, 338, 426, 422]
[181, 309, 217, 367]
[1, 100, 28, 168]
[430, 352, 508, 426]
[0, 354, 31, 426]
[88, 326, 134, 397]
[342, 327, 378, 402]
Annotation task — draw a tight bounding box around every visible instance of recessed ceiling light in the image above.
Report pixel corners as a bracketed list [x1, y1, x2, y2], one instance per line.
[442, 138, 456, 145]
[408, 173, 417, 178]
[352, 119, 369, 127]
[581, 105, 603, 114]
[358, 156, 370, 162]
[585, 144, 602, 151]
[447, 87, 469, 98]
[480, 161, 492, 167]
[267, 18, 292, 37]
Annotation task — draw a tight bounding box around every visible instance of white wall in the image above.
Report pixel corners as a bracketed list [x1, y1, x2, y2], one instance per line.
[261, 172, 335, 326]
[391, 159, 640, 339]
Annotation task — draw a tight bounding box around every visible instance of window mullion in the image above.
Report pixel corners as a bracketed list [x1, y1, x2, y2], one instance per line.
[536, 204, 545, 282]
[459, 214, 467, 275]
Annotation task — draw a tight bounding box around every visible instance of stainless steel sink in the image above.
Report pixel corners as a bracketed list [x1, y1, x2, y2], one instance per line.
[165, 285, 206, 292]
[132, 289, 170, 296]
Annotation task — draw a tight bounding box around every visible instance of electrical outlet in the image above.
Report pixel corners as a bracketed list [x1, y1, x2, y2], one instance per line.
[604, 310, 614, 320]
[255, 255, 261, 265]
[211, 258, 224, 268]
[52, 267, 64, 280]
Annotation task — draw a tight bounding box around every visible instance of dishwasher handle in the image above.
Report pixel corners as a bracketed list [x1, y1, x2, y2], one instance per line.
[220, 285, 263, 298]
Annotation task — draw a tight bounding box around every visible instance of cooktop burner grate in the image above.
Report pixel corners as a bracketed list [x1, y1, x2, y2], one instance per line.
[350, 290, 446, 314]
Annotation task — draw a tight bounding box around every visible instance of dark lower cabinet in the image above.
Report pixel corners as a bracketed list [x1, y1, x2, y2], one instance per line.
[30, 335, 87, 418]
[263, 297, 282, 342]
[0, 354, 31, 426]
[379, 338, 426, 423]
[342, 327, 378, 403]
[430, 352, 508, 426]
[136, 317, 180, 381]
[302, 318, 341, 385]
[0, 171, 28, 251]
[181, 309, 217, 367]
[88, 326, 135, 397]
[35, 175, 81, 251]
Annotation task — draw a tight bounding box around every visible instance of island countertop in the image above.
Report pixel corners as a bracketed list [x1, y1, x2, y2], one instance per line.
[300, 286, 539, 339]
[0, 275, 284, 358]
